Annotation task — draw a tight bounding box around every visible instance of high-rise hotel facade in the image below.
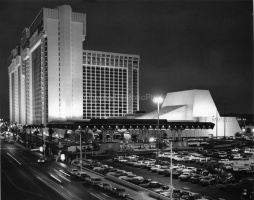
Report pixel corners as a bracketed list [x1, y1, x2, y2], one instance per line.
[8, 5, 139, 125]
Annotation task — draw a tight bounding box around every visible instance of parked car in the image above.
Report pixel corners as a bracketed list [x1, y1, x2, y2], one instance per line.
[196, 158, 209, 165]
[199, 176, 217, 185]
[146, 163, 156, 170]
[101, 167, 117, 175]
[113, 156, 124, 162]
[172, 170, 182, 178]
[157, 166, 171, 174]
[75, 171, 90, 181]
[118, 158, 129, 163]
[230, 153, 242, 160]
[173, 155, 185, 162]
[93, 165, 109, 172]
[218, 151, 228, 158]
[133, 161, 144, 167]
[178, 173, 192, 181]
[139, 181, 164, 188]
[110, 187, 129, 198]
[222, 163, 233, 171]
[85, 177, 103, 186]
[151, 165, 162, 172]
[189, 174, 202, 183]
[67, 168, 79, 176]
[128, 176, 146, 184]
[118, 174, 137, 181]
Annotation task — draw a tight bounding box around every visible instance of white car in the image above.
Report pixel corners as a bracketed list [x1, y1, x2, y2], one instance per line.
[93, 165, 109, 172]
[231, 148, 240, 153]
[113, 156, 124, 161]
[133, 161, 144, 167]
[156, 166, 170, 174]
[126, 155, 139, 159]
[118, 174, 137, 181]
[68, 168, 79, 176]
[75, 171, 89, 180]
[118, 158, 129, 163]
[173, 155, 185, 162]
[140, 161, 155, 168]
[151, 165, 161, 172]
[232, 154, 242, 160]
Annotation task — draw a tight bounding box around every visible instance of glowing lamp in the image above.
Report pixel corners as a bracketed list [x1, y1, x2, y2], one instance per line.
[60, 154, 65, 161]
[153, 96, 163, 104]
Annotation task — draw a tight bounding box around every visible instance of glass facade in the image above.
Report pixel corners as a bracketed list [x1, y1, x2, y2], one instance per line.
[32, 45, 42, 124]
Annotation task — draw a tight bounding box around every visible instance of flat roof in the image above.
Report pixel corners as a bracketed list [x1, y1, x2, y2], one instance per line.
[47, 119, 215, 130]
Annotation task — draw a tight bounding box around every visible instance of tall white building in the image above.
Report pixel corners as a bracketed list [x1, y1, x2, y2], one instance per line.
[8, 5, 139, 125]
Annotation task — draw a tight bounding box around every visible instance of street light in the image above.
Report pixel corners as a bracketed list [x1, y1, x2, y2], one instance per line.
[153, 96, 163, 163]
[78, 126, 82, 172]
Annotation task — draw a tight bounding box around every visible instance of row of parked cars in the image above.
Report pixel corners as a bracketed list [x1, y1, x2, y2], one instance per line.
[114, 154, 237, 185]
[110, 156, 219, 200]
[71, 157, 213, 200]
[69, 160, 130, 198]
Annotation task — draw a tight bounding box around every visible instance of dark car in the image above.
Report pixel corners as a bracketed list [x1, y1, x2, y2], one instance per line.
[75, 172, 90, 181]
[199, 176, 217, 185]
[101, 168, 117, 175]
[139, 181, 164, 188]
[172, 170, 181, 178]
[110, 187, 129, 198]
[189, 174, 202, 183]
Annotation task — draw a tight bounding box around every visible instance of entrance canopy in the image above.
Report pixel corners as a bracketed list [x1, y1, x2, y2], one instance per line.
[47, 119, 215, 130]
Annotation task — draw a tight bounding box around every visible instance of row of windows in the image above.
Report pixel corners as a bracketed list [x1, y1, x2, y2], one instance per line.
[83, 71, 127, 75]
[84, 67, 128, 72]
[84, 79, 127, 82]
[83, 53, 139, 60]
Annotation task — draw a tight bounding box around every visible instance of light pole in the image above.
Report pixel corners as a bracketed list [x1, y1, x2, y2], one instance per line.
[78, 126, 82, 172]
[170, 140, 173, 200]
[153, 96, 163, 163]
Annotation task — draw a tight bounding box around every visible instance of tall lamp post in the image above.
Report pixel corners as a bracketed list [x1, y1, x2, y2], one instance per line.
[153, 96, 163, 163]
[78, 126, 82, 172]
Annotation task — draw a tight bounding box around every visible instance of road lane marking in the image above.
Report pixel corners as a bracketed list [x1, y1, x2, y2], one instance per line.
[7, 152, 22, 165]
[58, 173, 71, 182]
[90, 193, 105, 200]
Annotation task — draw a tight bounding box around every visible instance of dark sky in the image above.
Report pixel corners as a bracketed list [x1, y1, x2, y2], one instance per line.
[0, 0, 253, 119]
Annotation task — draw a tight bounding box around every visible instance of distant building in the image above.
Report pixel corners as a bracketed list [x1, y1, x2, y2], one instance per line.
[8, 5, 139, 125]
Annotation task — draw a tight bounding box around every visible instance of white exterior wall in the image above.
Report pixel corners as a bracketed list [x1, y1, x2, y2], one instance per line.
[8, 56, 21, 124]
[162, 90, 196, 120]
[45, 18, 60, 121]
[70, 21, 85, 119]
[160, 89, 241, 137]
[160, 106, 188, 121]
[59, 5, 71, 120]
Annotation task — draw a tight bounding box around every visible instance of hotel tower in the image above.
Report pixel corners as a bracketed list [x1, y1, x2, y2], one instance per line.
[8, 5, 139, 125]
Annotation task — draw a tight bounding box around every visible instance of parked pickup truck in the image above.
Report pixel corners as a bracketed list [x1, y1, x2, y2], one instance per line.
[85, 177, 103, 185]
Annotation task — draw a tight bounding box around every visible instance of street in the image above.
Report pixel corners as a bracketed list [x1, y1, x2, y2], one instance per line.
[1, 141, 122, 200]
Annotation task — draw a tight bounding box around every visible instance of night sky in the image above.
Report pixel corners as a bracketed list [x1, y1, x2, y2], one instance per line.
[0, 0, 253, 119]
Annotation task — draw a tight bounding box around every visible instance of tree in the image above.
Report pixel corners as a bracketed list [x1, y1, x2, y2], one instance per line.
[105, 148, 116, 158]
